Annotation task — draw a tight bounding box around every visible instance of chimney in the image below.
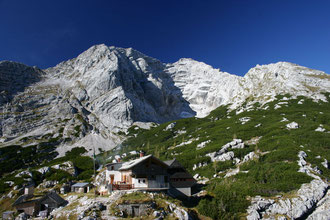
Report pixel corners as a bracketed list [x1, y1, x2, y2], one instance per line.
[117, 158, 121, 163]
[140, 151, 144, 158]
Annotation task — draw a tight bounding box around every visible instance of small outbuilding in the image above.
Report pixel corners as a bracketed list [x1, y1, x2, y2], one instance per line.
[2, 211, 15, 220]
[12, 194, 40, 216]
[39, 191, 67, 214]
[12, 191, 67, 217]
[71, 182, 91, 193]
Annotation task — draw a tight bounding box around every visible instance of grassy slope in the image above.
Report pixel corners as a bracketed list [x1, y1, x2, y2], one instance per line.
[113, 94, 330, 219]
[0, 93, 329, 219]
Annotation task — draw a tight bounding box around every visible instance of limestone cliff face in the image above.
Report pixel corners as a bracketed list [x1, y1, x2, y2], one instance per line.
[45, 44, 195, 132]
[0, 44, 329, 155]
[167, 60, 330, 117]
[166, 58, 245, 117]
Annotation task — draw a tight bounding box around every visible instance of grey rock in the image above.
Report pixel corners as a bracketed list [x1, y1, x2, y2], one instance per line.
[247, 149, 329, 220]
[232, 142, 245, 149]
[243, 152, 258, 163]
[15, 212, 28, 220]
[214, 151, 234, 162]
[321, 159, 328, 169]
[38, 167, 50, 175]
[15, 171, 32, 178]
[5, 181, 14, 186]
[153, 210, 160, 217]
[165, 122, 176, 131]
[286, 121, 299, 129]
[247, 210, 260, 220]
[248, 179, 328, 220]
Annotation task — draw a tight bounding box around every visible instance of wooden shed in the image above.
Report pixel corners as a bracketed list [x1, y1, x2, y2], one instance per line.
[12, 191, 67, 217]
[71, 182, 91, 193]
[2, 211, 15, 220]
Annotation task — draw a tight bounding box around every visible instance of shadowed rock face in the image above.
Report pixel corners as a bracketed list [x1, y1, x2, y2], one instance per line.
[0, 61, 44, 105]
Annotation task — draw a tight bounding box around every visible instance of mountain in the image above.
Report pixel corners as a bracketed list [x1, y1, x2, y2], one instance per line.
[0, 44, 329, 219]
[0, 44, 329, 157]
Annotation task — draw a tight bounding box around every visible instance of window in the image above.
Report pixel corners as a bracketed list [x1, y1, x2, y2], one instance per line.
[111, 166, 114, 170]
[138, 180, 141, 183]
[143, 179, 146, 183]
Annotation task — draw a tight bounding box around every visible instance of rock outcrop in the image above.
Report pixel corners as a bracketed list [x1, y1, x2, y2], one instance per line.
[246, 150, 329, 220]
[206, 139, 244, 162]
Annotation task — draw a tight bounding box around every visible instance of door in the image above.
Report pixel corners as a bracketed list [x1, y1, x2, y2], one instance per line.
[132, 206, 139, 216]
[156, 175, 164, 188]
[110, 175, 114, 184]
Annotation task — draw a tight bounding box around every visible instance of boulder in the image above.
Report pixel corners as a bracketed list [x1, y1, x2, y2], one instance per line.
[153, 211, 161, 217]
[315, 126, 326, 132]
[232, 142, 245, 149]
[15, 212, 28, 220]
[165, 122, 176, 131]
[286, 122, 299, 129]
[15, 171, 32, 178]
[214, 151, 234, 162]
[38, 166, 50, 175]
[321, 159, 328, 169]
[243, 152, 258, 163]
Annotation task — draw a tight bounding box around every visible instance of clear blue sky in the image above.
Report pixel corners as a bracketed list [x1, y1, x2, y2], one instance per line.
[1, 0, 330, 76]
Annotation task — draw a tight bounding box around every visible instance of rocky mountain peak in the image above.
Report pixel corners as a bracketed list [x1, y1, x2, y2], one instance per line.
[1, 44, 329, 155]
[45, 44, 195, 131]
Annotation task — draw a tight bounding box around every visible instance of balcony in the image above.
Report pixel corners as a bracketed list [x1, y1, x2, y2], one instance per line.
[110, 182, 169, 191]
[112, 183, 133, 190]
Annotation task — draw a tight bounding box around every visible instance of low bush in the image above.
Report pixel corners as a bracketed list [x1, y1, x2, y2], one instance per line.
[45, 168, 73, 183]
[77, 170, 94, 181]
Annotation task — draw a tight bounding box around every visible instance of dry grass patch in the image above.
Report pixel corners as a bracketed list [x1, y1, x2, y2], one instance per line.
[306, 74, 330, 80]
[303, 83, 320, 92]
[117, 192, 152, 204]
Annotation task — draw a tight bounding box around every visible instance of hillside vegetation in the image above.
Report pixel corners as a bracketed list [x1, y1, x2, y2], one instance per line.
[110, 94, 330, 219]
[0, 94, 329, 219]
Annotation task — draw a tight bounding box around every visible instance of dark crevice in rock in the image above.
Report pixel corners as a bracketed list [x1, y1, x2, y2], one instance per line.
[296, 185, 329, 220]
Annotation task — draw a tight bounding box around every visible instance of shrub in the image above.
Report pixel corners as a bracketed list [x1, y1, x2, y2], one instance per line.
[45, 169, 73, 183]
[77, 170, 94, 181]
[72, 156, 94, 171]
[0, 182, 10, 194]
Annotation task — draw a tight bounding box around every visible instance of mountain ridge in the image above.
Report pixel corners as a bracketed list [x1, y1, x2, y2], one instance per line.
[0, 44, 329, 156]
